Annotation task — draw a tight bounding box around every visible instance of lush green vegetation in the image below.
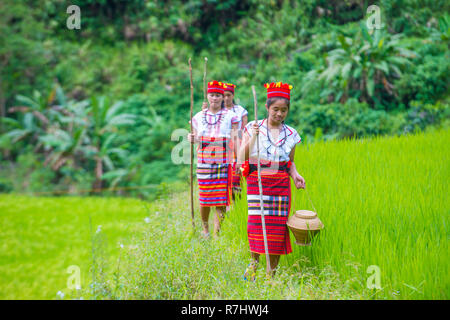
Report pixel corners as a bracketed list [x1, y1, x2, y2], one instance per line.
[1, 128, 448, 299]
[1, 1, 449, 195]
[0, 194, 147, 299]
[0, 1, 448, 300]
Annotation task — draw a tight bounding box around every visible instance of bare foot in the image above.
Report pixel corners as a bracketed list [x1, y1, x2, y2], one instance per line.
[201, 230, 210, 239]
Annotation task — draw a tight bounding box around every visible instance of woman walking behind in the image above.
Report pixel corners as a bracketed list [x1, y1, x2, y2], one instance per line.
[188, 81, 239, 238]
[238, 82, 305, 280]
[223, 83, 248, 201]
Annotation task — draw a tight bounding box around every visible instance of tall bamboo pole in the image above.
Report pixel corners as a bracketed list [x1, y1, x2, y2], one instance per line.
[252, 85, 271, 273]
[203, 57, 208, 103]
[188, 58, 195, 231]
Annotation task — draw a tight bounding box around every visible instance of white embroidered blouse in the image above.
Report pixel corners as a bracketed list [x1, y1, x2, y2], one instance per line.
[192, 107, 239, 138]
[243, 119, 302, 162]
[227, 104, 248, 130]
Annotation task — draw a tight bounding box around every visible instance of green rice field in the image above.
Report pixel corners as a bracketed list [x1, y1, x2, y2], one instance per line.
[0, 127, 448, 299]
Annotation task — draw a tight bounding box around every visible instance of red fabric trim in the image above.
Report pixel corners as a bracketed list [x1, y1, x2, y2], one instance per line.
[207, 88, 224, 95]
[241, 160, 250, 177]
[226, 163, 232, 206]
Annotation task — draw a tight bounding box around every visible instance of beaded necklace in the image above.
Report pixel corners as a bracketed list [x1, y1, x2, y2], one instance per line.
[202, 108, 224, 128]
[266, 120, 287, 147]
[265, 119, 287, 156]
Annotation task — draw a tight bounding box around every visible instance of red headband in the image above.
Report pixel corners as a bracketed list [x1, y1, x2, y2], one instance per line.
[207, 81, 226, 95]
[224, 83, 236, 94]
[264, 82, 293, 100]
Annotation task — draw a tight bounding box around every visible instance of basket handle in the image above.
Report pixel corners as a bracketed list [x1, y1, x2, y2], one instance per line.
[292, 185, 317, 214]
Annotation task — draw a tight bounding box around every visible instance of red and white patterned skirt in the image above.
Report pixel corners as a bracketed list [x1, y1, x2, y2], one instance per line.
[245, 161, 292, 255]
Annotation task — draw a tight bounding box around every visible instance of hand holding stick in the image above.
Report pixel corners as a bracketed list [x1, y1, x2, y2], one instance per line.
[252, 85, 271, 274]
[188, 58, 195, 231]
[203, 57, 208, 104]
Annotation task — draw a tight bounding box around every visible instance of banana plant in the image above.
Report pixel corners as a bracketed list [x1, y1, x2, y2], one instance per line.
[88, 96, 136, 190]
[303, 22, 417, 107]
[8, 88, 64, 130]
[429, 14, 450, 44]
[2, 112, 41, 145]
[6, 84, 78, 151]
[39, 126, 89, 171]
[34, 84, 92, 171]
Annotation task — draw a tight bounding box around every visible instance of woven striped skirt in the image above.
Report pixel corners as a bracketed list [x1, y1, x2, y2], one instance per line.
[196, 136, 233, 207]
[197, 136, 232, 164]
[197, 163, 232, 207]
[246, 162, 292, 255]
[231, 162, 242, 194]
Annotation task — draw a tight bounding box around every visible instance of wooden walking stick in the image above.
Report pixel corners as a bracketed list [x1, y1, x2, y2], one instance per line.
[188, 58, 195, 231]
[203, 57, 208, 103]
[252, 85, 271, 274]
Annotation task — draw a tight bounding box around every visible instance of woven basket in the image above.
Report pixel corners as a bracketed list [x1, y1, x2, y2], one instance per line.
[287, 210, 324, 246]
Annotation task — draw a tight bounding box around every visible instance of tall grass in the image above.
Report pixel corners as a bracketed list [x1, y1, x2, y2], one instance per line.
[223, 127, 449, 299]
[1, 128, 448, 299]
[87, 127, 448, 299]
[0, 195, 148, 299]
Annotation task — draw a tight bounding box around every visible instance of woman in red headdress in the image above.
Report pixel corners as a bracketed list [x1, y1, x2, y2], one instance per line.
[238, 82, 306, 280]
[188, 81, 240, 238]
[223, 83, 248, 201]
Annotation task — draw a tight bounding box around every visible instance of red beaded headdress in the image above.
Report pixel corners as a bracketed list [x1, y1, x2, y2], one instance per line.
[207, 81, 226, 95]
[224, 83, 236, 94]
[264, 82, 293, 100]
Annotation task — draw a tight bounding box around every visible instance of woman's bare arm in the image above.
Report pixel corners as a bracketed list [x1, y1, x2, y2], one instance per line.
[241, 115, 248, 130]
[288, 146, 306, 189]
[238, 123, 258, 164]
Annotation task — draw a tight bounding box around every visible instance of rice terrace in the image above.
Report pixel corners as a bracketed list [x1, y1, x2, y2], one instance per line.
[0, 0, 449, 303]
[1, 127, 448, 300]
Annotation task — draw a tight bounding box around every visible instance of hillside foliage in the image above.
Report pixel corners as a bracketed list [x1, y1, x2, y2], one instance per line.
[0, 0, 449, 195]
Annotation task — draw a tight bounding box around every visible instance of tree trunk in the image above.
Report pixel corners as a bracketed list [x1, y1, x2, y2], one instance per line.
[360, 70, 367, 103]
[0, 75, 4, 134]
[93, 156, 103, 192]
[0, 75, 9, 159]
